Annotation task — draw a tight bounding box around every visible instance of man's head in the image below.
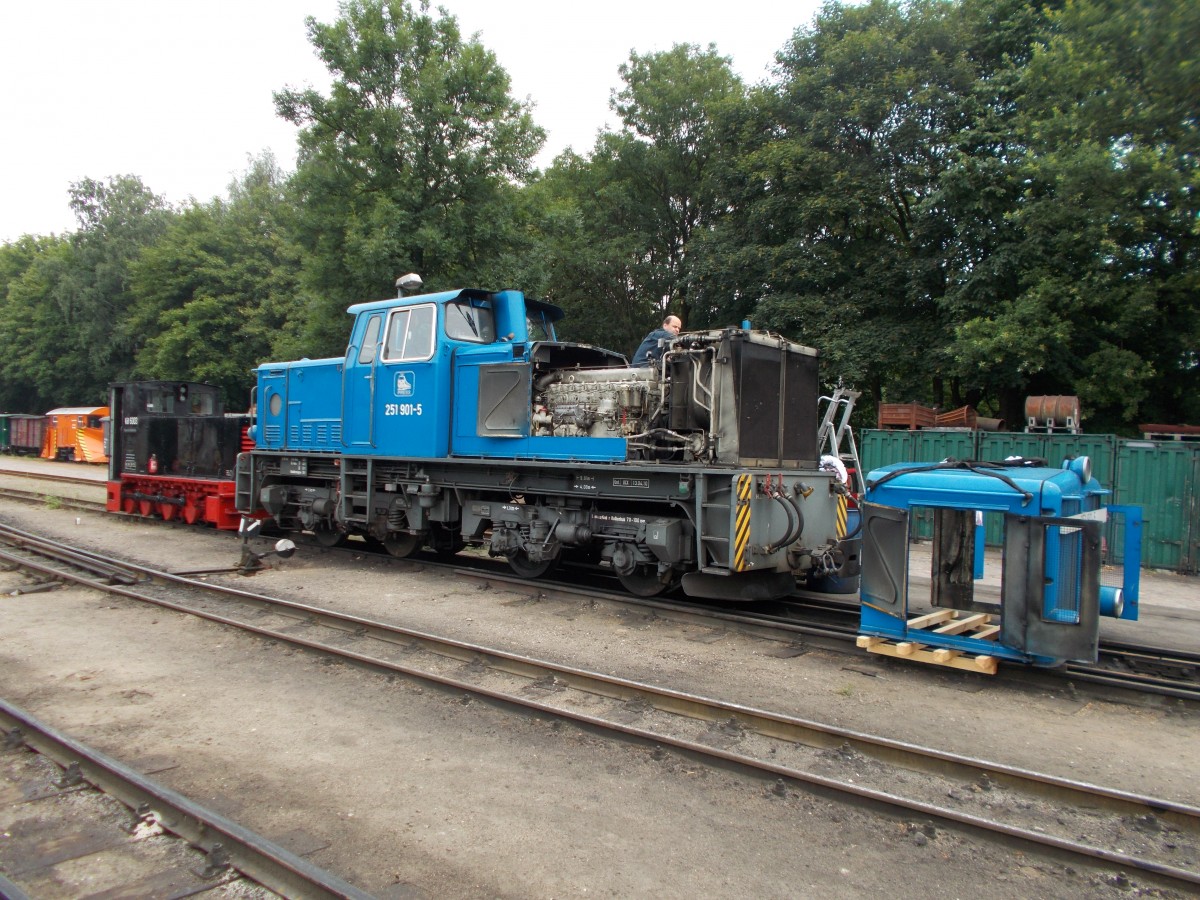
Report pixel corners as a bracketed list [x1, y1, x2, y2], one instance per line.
[663, 315, 682, 335]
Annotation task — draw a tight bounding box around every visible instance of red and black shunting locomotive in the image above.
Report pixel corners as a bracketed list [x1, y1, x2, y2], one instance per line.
[105, 381, 251, 529]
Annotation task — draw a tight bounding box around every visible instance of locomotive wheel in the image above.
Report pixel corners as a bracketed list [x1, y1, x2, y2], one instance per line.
[313, 527, 346, 548]
[138, 500, 154, 517]
[617, 565, 675, 597]
[159, 502, 177, 522]
[183, 501, 201, 525]
[384, 533, 422, 558]
[507, 550, 555, 579]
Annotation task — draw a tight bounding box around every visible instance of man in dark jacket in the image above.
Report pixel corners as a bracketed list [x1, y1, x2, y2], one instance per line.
[630, 315, 682, 367]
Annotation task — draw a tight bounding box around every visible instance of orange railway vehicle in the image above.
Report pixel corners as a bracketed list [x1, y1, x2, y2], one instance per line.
[41, 406, 109, 463]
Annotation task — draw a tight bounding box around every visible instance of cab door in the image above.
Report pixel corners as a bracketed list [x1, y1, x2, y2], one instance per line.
[342, 313, 383, 447]
[375, 303, 439, 457]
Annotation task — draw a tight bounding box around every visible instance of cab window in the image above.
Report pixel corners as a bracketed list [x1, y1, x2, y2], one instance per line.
[358, 314, 383, 364]
[384, 304, 436, 362]
[526, 311, 555, 342]
[444, 300, 496, 343]
[145, 389, 173, 414]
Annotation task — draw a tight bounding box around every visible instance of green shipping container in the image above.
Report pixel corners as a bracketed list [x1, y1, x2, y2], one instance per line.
[1115, 441, 1199, 573]
[859, 430, 915, 476]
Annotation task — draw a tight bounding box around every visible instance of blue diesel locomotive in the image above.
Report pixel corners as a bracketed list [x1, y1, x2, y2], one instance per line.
[234, 282, 850, 600]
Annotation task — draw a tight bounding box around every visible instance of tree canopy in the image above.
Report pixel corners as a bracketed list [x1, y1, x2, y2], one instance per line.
[274, 0, 545, 354]
[0, 0, 1194, 431]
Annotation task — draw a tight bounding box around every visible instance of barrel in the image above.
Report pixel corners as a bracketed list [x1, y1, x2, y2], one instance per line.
[1025, 395, 1080, 430]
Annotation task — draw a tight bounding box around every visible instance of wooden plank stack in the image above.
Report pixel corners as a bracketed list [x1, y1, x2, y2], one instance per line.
[856, 608, 1000, 674]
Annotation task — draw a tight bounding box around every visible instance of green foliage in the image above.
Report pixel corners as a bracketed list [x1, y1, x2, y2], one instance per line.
[0, 235, 72, 410]
[940, 0, 1200, 428]
[538, 43, 743, 357]
[694, 0, 987, 410]
[129, 153, 302, 407]
[0, 176, 172, 410]
[275, 0, 545, 356]
[0, 0, 1194, 436]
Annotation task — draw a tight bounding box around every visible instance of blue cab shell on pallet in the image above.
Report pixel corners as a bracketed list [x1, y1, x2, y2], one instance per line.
[858, 457, 1143, 670]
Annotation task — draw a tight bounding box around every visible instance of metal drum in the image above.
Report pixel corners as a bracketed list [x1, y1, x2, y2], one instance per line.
[1025, 395, 1080, 431]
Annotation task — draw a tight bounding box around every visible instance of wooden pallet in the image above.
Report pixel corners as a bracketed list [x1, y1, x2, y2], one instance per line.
[857, 608, 1000, 674]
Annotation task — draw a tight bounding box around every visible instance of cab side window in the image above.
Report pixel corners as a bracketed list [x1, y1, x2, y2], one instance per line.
[384, 304, 436, 362]
[358, 314, 383, 364]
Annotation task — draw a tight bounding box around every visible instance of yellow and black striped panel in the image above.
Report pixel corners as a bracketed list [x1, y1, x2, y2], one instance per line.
[734, 474, 754, 571]
[835, 493, 849, 540]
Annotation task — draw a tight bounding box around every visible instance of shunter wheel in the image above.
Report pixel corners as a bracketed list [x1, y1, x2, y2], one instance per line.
[507, 550, 556, 579]
[617, 564, 676, 598]
[313, 527, 346, 548]
[384, 533, 422, 558]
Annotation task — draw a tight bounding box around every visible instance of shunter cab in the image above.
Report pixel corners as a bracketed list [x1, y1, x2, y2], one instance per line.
[106, 381, 248, 528]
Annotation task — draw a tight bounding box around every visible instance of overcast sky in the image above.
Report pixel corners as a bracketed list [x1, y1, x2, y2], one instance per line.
[0, 0, 827, 243]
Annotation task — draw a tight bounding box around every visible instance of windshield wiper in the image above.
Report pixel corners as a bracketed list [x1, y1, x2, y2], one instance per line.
[457, 304, 479, 337]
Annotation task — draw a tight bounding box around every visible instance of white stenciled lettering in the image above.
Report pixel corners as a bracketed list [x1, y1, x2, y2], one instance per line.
[384, 403, 424, 416]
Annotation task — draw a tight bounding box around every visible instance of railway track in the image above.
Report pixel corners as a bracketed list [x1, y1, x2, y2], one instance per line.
[0, 700, 371, 899]
[3, 462, 1198, 702]
[0, 485, 106, 514]
[455, 568, 1200, 703]
[2, 522, 1199, 893]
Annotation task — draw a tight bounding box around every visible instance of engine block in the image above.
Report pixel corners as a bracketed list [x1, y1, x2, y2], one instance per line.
[534, 367, 659, 438]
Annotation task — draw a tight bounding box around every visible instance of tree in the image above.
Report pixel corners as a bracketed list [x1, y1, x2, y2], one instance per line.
[0, 176, 173, 408]
[0, 235, 72, 410]
[62, 175, 174, 396]
[940, 0, 1200, 429]
[694, 0, 986, 411]
[274, 0, 545, 355]
[537, 44, 742, 356]
[130, 154, 303, 407]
